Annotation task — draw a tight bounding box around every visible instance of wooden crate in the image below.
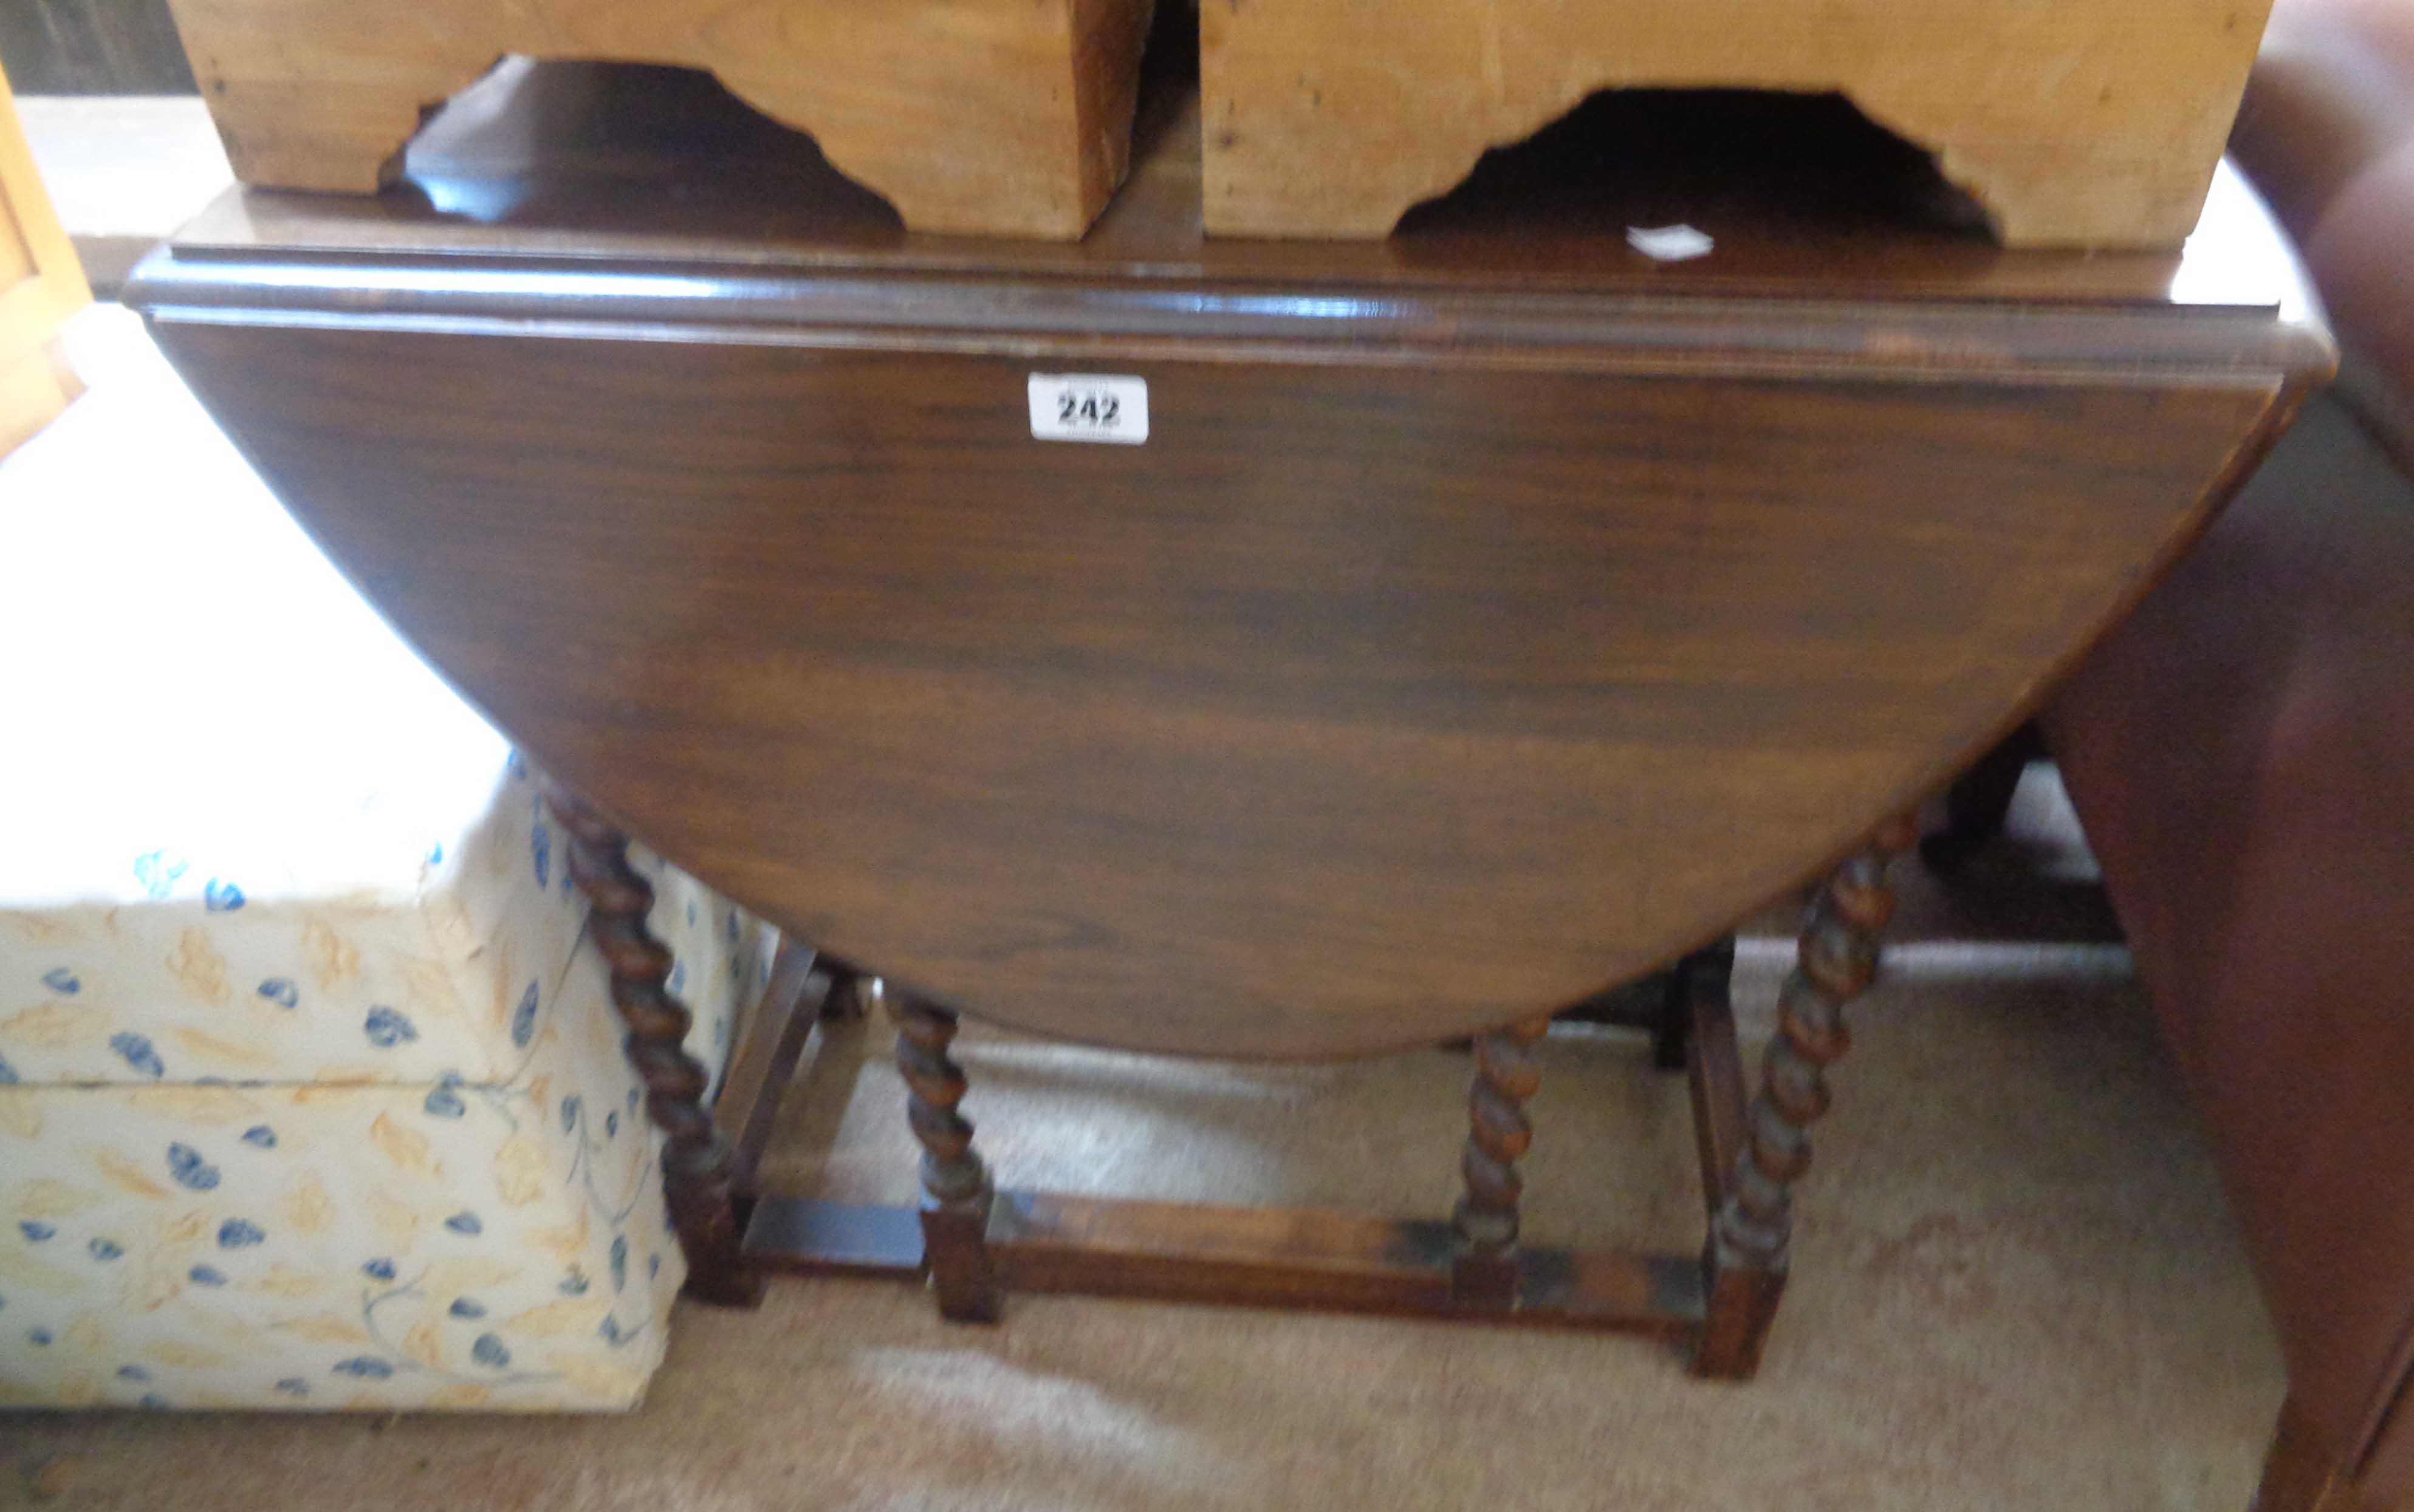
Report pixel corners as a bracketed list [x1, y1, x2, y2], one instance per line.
[0, 61, 90, 460]
[1199, 0, 2272, 248]
[163, 0, 1157, 238]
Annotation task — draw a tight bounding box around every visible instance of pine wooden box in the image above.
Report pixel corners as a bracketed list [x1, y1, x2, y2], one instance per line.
[163, 0, 1157, 238]
[1199, 0, 2273, 248]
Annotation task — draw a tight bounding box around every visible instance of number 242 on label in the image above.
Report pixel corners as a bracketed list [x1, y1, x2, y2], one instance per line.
[1027, 374, 1149, 445]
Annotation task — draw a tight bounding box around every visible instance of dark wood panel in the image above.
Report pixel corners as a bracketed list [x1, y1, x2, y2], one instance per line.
[747, 1191, 1707, 1332]
[712, 940, 827, 1194]
[992, 1192, 1466, 1314]
[1685, 960, 1749, 1222]
[130, 56, 2328, 1057]
[746, 1199, 925, 1278]
[146, 311, 2287, 1056]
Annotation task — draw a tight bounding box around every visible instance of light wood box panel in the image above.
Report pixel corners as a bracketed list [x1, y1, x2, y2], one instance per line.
[163, 0, 1157, 238]
[1200, 0, 2272, 248]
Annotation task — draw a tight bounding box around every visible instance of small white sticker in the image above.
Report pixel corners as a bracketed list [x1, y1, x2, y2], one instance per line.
[1625, 224, 1716, 263]
[1029, 373, 1148, 445]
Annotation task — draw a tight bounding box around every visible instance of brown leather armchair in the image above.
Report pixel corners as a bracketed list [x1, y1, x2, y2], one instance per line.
[2045, 1, 2414, 1506]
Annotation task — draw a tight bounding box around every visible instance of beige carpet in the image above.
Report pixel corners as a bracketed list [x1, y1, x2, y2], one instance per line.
[0, 783, 2280, 1510]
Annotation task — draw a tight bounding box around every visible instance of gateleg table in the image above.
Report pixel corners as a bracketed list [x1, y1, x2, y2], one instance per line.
[126, 61, 2330, 1377]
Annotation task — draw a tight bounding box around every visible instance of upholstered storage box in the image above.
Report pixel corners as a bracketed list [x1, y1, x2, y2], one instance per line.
[1200, 0, 2273, 247]
[0, 315, 777, 1411]
[0, 768, 772, 1412]
[162, 0, 1158, 237]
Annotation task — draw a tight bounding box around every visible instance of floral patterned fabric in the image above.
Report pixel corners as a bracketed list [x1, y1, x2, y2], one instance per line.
[4, 756, 587, 1089]
[0, 793, 776, 1413]
[0, 762, 760, 1095]
[0, 312, 778, 1411]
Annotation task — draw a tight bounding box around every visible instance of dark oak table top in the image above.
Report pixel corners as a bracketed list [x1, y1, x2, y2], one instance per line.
[131, 62, 2331, 1057]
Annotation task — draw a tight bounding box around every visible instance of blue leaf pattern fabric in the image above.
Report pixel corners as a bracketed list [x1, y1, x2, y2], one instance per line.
[166, 1143, 221, 1191]
[510, 982, 540, 1048]
[444, 1211, 482, 1237]
[423, 1081, 467, 1118]
[363, 1006, 418, 1048]
[109, 1033, 165, 1079]
[132, 850, 186, 899]
[41, 967, 79, 994]
[241, 1124, 278, 1148]
[217, 1219, 266, 1250]
[0, 754, 642, 1088]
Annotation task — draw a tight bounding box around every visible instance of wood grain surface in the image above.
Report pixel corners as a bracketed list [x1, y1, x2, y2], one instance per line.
[748, 1188, 1709, 1332]
[1201, 0, 2270, 248]
[159, 61, 2322, 313]
[162, 0, 1154, 236]
[130, 75, 2329, 1059]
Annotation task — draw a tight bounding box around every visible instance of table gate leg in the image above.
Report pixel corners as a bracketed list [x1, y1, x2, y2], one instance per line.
[1695, 815, 1915, 1378]
[881, 980, 1001, 1322]
[549, 787, 763, 1308]
[1452, 1013, 1553, 1306]
[1656, 940, 1733, 1072]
